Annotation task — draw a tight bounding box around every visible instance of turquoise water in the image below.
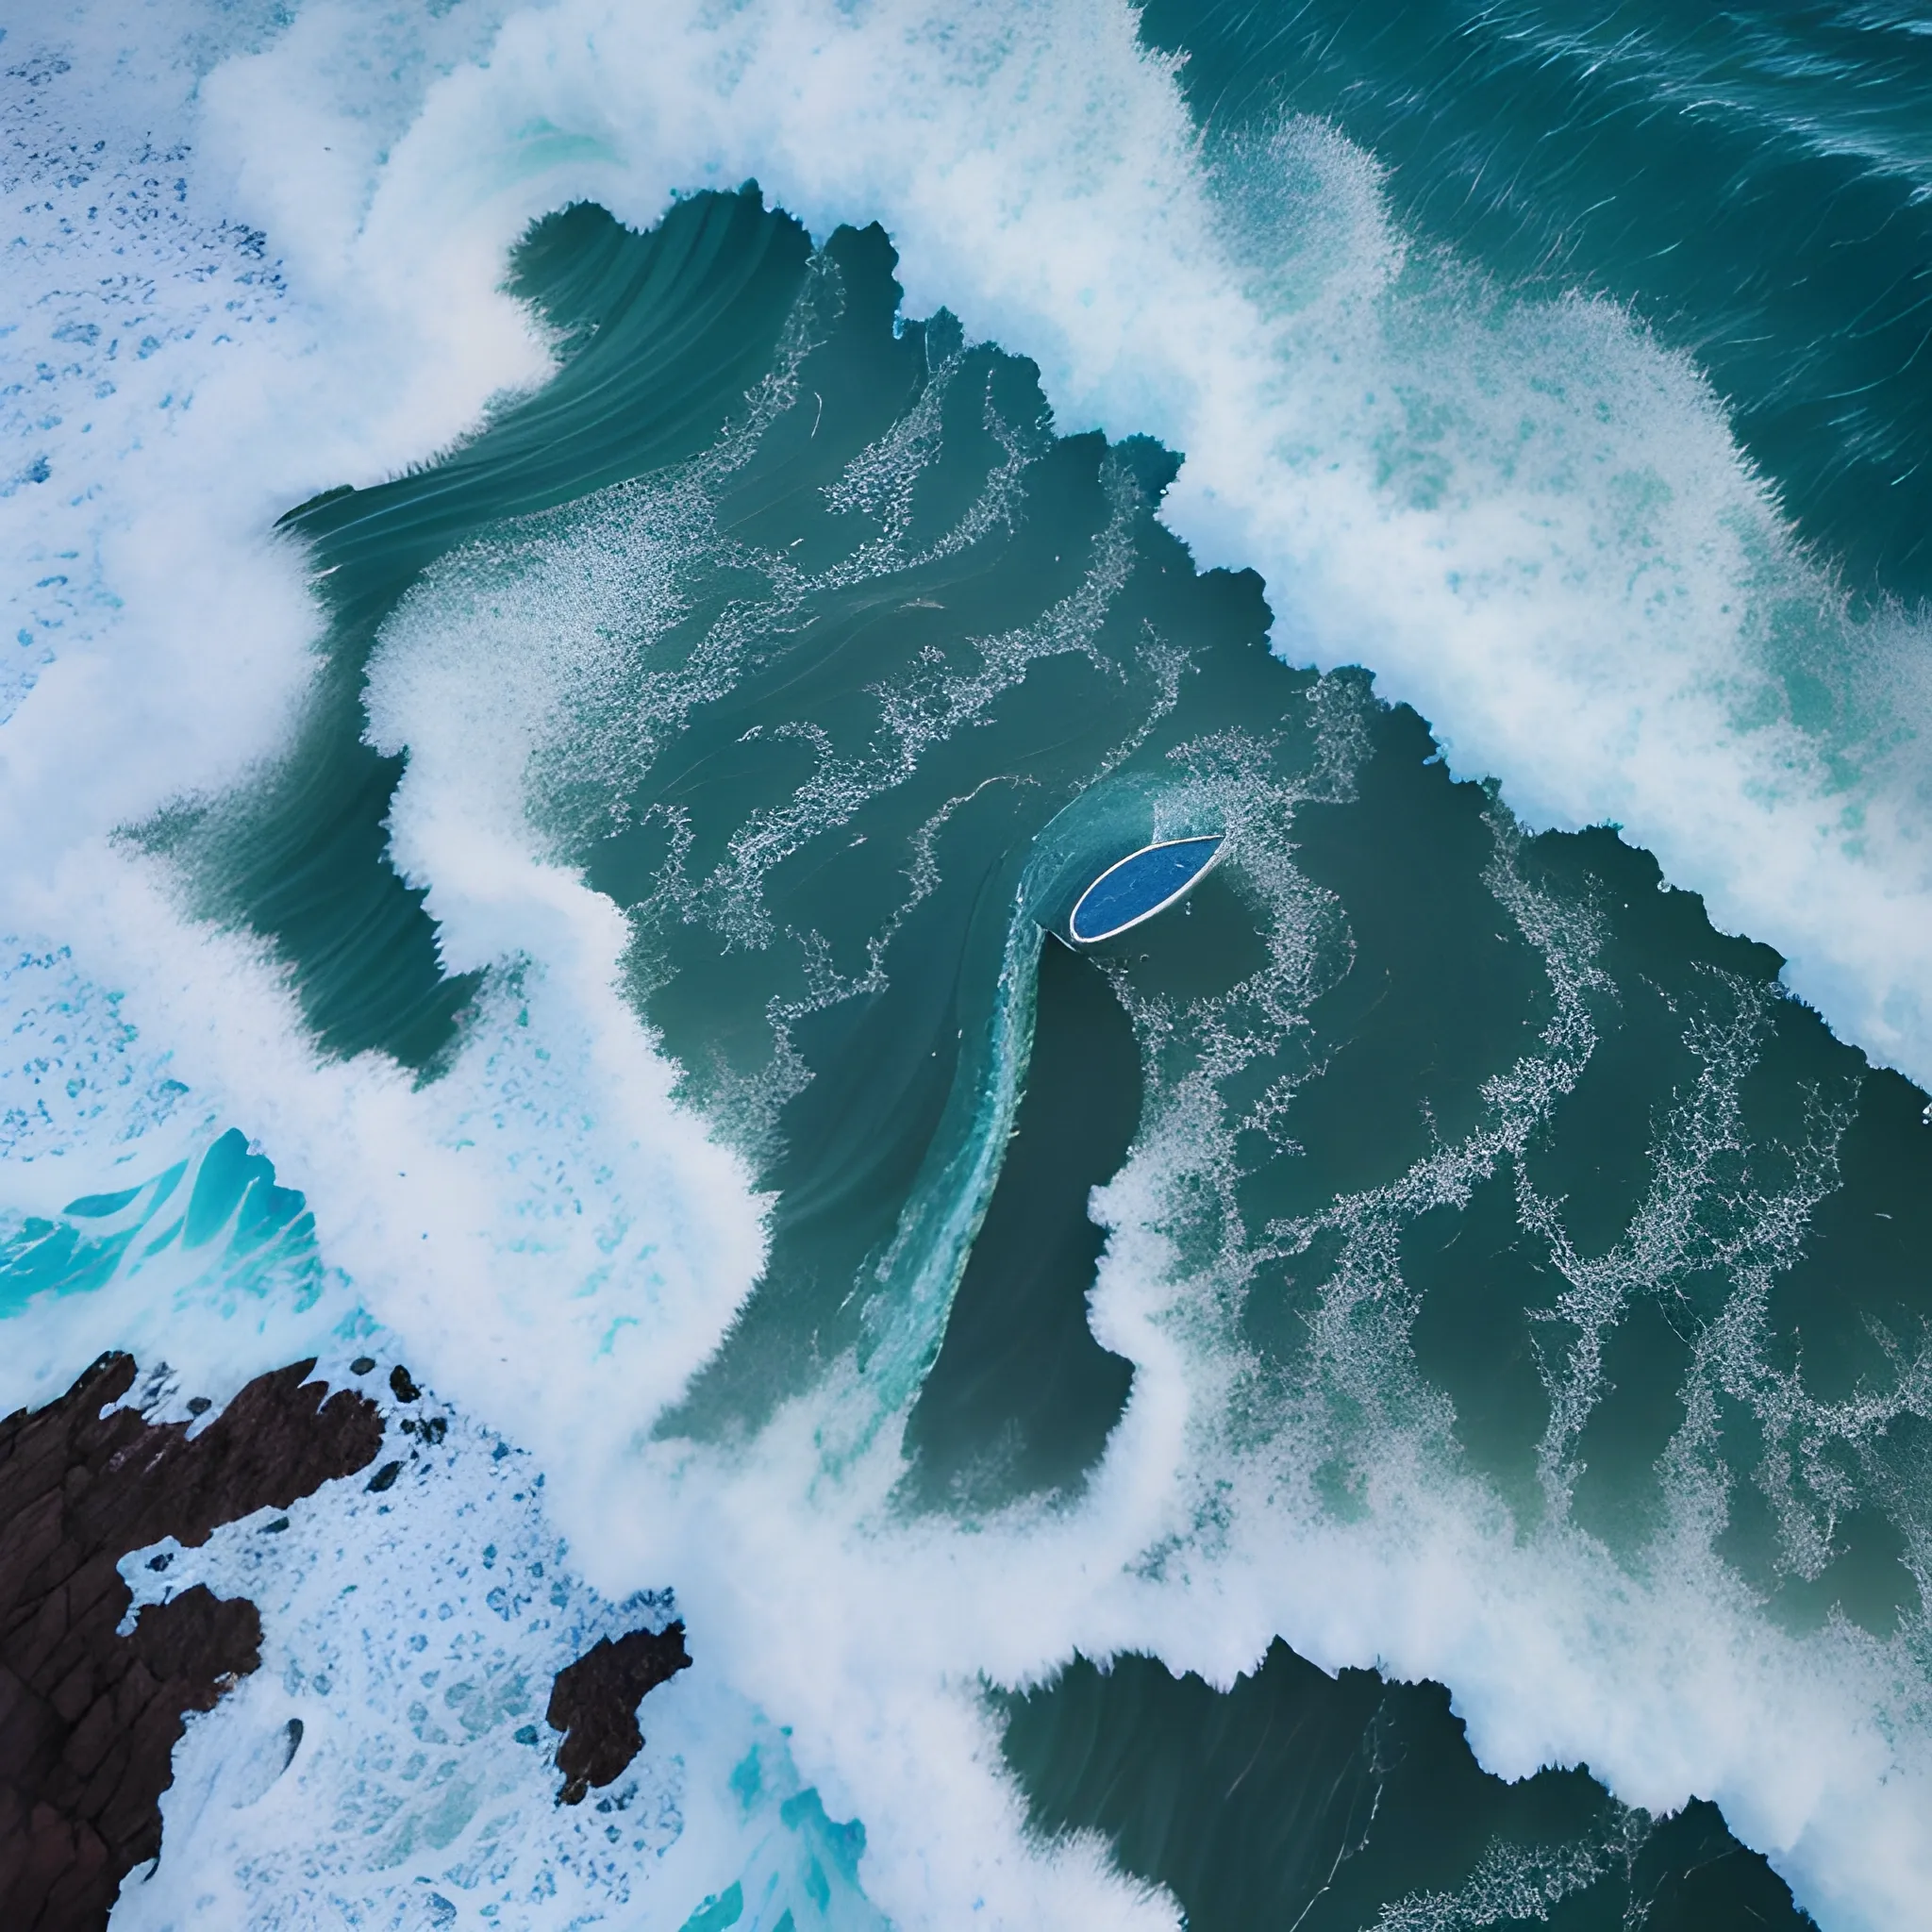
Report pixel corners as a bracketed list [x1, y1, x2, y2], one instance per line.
[166, 186, 1917, 1920]
[4, 1, 1931, 1925]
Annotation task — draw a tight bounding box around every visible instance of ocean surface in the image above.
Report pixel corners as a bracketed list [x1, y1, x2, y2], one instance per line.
[3, 1, 1930, 1926]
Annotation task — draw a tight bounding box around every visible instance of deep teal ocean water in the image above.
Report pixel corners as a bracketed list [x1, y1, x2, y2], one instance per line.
[1144, 0, 1932, 606]
[180, 179, 1922, 1922]
[5, 1, 1931, 1925]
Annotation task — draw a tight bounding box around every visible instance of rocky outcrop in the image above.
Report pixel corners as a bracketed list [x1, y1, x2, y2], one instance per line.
[548, 1623, 691, 1805]
[0, 1353, 384, 1930]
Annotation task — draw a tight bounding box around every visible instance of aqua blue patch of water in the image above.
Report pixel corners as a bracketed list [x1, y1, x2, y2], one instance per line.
[0, 1132, 322, 1321]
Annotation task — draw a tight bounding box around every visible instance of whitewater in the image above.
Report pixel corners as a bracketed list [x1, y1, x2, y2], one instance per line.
[3, 0, 1930, 1928]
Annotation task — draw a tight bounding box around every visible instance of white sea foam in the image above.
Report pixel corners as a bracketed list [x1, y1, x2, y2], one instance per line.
[30, 0, 1907, 1090]
[4, 1, 1931, 1928]
[110, 1347, 910, 1932]
[150, 0, 1927, 1084]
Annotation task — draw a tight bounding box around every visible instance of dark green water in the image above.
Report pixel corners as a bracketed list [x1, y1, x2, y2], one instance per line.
[1004, 1645, 1807, 1930]
[1143, 0, 1932, 606]
[158, 185, 1932, 1925]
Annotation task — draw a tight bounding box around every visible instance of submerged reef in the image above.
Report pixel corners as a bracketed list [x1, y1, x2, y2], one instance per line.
[0, 1345, 701, 1925]
[547, 1621, 693, 1806]
[0, 1354, 383, 1930]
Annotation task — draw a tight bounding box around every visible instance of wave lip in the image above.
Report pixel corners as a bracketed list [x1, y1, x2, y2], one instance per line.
[9, 4, 1925, 1077]
[248, 0, 1932, 1092]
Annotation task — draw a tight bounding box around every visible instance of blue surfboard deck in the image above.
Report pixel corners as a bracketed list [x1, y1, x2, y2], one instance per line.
[1069, 835, 1225, 943]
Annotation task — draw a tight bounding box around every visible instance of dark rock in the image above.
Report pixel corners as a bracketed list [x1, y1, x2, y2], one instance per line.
[364, 1461, 402, 1494]
[388, 1366, 419, 1404]
[0, 1353, 384, 1930]
[348, 1358, 375, 1377]
[547, 1624, 691, 1805]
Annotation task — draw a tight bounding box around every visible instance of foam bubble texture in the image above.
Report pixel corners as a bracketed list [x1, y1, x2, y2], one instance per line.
[110, 1347, 899, 1931]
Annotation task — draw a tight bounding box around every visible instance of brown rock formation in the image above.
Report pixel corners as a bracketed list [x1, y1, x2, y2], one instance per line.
[547, 1623, 691, 1805]
[0, 1352, 384, 1930]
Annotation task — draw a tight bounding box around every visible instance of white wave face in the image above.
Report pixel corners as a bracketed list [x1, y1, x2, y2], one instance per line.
[9, 0, 1924, 1069]
[4, 2, 1931, 1930]
[139, 0, 1928, 1088]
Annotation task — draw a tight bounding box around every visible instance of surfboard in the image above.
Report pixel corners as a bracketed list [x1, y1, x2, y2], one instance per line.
[1068, 835, 1226, 944]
